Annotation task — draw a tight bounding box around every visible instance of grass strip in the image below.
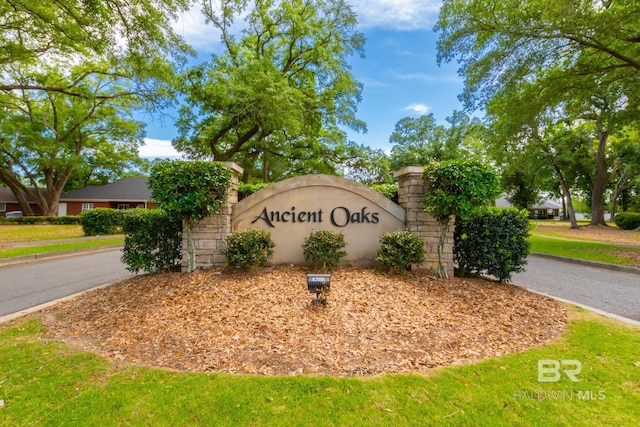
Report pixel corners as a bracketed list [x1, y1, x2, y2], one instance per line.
[0, 237, 123, 258]
[0, 225, 84, 242]
[0, 309, 638, 426]
[529, 235, 636, 265]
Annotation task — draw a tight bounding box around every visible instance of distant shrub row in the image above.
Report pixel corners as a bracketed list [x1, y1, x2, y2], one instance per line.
[614, 212, 640, 230]
[0, 215, 80, 225]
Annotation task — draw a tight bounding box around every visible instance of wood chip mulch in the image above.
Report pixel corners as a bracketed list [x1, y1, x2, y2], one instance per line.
[40, 266, 567, 377]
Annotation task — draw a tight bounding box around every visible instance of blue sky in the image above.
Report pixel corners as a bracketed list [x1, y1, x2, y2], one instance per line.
[139, 0, 467, 158]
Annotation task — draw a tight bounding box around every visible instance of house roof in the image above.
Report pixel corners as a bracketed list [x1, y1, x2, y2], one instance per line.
[60, 177, 152, 202]
[496, 195, 562, 210]
[0, 187, 46, 203]
[0, 187, 18, 203]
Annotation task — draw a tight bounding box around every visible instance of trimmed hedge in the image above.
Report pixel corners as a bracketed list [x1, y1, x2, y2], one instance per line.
[454, 207, 530, 282]
[80, 208, 123, 236]
[0, 215, 80, 225]
[121, 209, 182, 273]
[223, 229, 275, 268]
[302, 230, 347, 270]
[614, 212, 640, 230]
[375, 230, 424, 275]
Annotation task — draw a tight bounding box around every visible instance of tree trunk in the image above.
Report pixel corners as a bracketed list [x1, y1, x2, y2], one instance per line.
[609, 164, 628, 223]
[436, 219, 449, 279]
[590, 120, 610, 225]
[185, 219, 196, 273]
[553, 162, 579, 229]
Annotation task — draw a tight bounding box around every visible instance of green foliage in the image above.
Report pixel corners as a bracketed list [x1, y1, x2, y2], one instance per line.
[302, 230, 347, 270]
[173, 0, 365, 174]
[0, 0, 190, 216]
[389, 112, 485, 171]
[223, 229, 275, 268]
[80, 208, 123, 236]
[370, 184, 398, 203]
[120, 208, 182, 274]
[341, 142, 393, 185]
[238, 182, 270, 201]
[0, 216, 80, 225]
[455, 207, 530, 282]
[149, 160, 232, 272]
[375, 230, 425, 275]
[614, 212, 640, 230]
[436, 0, 640, 226]
[422, 159, 501, 224]
[148, 160, 232, 223]
[422, 159, 500, 279]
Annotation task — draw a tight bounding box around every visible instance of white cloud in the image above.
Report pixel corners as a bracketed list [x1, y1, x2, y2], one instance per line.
[350, 0, 442, 30]
[403, 103, 431, 115]
[174, 1, 442, 50]
[139, 139, 182, 159]
[173, 10, 223, 54]
[394, 72, 437, 83]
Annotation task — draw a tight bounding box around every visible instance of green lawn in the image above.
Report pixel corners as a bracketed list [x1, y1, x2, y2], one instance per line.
[0, 237, 124, 258]
[529, 236, 637, 266]
[0, 225, 84, 242]
[1, 309, 639, 426]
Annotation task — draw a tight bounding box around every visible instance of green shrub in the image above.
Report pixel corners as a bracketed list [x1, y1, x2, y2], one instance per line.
[223, 229, 275, 268]
[80, 208, 123, 236]
[302, 230, 347, 270]
[238, 182, 270, 201]
[614, 212, 640, 230]
[55, 215, 81, 224]
[121, 209, 182, 273]
[0, 215, 81, 225]
[370, 184, 398, 203]
[375, 230, 424, 275]
[454, 207, 530, 282]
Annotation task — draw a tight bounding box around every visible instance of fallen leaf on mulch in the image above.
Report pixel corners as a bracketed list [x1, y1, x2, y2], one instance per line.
[41, 266, 566, 377]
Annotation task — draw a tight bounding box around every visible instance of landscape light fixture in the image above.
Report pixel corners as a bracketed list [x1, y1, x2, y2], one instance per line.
[306, 274, 330, 305]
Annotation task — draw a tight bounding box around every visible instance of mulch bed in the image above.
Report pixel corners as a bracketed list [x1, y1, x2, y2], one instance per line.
[41, 266, 567, 377]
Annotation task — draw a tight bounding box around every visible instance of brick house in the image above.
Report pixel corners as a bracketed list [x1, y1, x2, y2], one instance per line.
[59, 177, 156, 215]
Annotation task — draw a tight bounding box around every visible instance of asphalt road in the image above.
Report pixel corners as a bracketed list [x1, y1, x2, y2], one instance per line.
[0, 250, 134, 319]
[1, 251, 638, 327]
[513, 255, 640, 324]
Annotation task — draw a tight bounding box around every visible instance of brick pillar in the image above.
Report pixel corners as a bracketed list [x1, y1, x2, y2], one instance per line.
[394, 166, 454, 277]
[182, 162, 243, 271]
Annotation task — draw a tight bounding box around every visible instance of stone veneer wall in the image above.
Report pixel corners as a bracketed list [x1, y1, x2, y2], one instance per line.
[394, 166, 454, 277]
[186, 163, 453, 276]
[181, 162, 243, 271]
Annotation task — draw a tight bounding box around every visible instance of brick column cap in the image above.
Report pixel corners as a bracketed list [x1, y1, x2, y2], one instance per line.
[393, 166, 425, 179]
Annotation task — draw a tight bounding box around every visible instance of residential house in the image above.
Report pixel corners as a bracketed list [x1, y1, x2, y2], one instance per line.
[0, 187, 43, 216]
[496, 196, 562, 219]
[59, 177, 156, 215]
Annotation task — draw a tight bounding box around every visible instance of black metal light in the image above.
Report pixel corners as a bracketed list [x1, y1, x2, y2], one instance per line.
[307, 274, 330, 304]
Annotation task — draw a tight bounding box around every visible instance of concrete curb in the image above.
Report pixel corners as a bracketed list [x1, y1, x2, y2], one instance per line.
[0, 280, 125, 325]
[529, 252, 640, 276]
[0, 244, 123, 268]
[514, 285, 640, 328]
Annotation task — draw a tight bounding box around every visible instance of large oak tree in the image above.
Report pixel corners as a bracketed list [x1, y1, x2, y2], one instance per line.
[436, 0, 640, 225]
[173, 0, 366, 176]
[0, 0, 191, 215]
